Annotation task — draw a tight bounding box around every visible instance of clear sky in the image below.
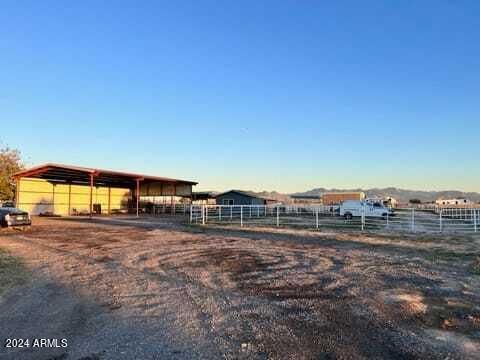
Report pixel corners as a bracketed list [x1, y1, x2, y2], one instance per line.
[1, 1, 479, 193]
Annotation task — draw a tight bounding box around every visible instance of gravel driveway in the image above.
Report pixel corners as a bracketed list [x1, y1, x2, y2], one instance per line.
[1, 216, 479, 359]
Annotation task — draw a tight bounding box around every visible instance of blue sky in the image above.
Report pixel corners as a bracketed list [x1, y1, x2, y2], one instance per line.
[1, 1, 479, 193]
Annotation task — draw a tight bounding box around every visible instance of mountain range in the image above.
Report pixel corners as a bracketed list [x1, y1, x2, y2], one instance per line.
[253, 187, 480, 204]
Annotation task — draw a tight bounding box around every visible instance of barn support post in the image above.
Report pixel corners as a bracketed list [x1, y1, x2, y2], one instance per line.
[52, 184, 56, 215]
[89, 174, 94, 218]
[68, 183, 72, 216]
[173, 185, 177, 215]
[15, 177, 20, 208]
[136, 179, 140, 217]
[107, 187, 111, 216]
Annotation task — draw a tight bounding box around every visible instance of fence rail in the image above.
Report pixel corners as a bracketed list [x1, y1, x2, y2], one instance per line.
[190, 204, 479, 234]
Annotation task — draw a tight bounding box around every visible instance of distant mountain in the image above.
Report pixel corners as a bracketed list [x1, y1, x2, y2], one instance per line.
[254, 191, 292, 203]
[292, 187, 480, 204]
[225, 187, 480, 204]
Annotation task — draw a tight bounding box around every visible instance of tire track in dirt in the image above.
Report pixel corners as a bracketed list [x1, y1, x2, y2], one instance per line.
[1, 232, 227, 358]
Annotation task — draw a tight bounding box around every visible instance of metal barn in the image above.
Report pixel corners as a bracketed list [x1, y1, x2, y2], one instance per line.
[13, 163, 197, 216]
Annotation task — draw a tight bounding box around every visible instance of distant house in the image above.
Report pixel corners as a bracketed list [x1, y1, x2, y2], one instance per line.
[322, 192, 365, 205]
[435, 198, 472, 206]
[215, 190, 278, 206]
[290, 194, 322, 204]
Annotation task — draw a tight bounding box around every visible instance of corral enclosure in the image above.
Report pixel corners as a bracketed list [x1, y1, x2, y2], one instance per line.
[191, 204, 480, 234]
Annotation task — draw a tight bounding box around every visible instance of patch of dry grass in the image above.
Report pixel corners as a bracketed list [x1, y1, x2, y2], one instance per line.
[0, 248, 30, 295]
[471, 256, 480, 275]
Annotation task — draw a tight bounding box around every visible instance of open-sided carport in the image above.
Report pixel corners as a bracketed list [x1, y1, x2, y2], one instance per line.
[13, 163, 197, 217]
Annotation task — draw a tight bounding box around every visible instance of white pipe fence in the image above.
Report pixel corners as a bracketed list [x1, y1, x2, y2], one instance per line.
[150, 203, 190, 215]
[190, 204, 480, 234]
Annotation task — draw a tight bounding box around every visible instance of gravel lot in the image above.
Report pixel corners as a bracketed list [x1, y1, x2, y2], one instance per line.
[1, 216, 480, 359]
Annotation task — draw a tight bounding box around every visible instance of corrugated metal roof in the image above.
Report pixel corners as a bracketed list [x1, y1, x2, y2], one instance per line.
[14, 163, 198, 186]
[214, 190, 276, 201]
[290, 194, 322, 199]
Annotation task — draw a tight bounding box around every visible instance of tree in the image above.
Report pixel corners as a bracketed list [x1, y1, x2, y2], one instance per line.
[409, 199, 422, 204]
[0, 147, 24, 201]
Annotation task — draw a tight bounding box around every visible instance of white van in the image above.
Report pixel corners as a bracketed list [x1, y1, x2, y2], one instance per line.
[339, 200, 394, 220]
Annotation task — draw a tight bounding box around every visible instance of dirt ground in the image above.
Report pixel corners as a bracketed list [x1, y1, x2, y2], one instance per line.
[1, 216, 480, 360]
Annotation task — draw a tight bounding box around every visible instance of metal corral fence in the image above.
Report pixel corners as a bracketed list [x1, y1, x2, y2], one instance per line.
[124, 202, 191, 216]
[190, 204, 480, 234]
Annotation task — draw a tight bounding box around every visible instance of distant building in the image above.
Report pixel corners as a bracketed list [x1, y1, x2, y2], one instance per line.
[322, 192, 365, 205]
[192, 191, 218, 205]
[290, 194, 322, 204]
[435, 198, 472, 206]
[215, 190, 278, 206]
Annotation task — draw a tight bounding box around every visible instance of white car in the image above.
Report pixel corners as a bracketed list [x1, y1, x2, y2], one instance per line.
[339, 200, 394, 220]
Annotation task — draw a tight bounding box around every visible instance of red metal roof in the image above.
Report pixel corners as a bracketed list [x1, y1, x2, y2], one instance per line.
[14, 163, 198, 186]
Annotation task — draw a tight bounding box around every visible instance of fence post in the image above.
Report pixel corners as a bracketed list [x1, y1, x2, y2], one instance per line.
[190, 205, 193, 223]
[240, 206, 243, 227]
[219, 206, 222, 221]
[439, 209, 443, 233]
[361, 205, 365, 231]
[386, 211, 389, 228]
[265, 206, 267, 217]
[411, 208, 415, 232]
[315, 208, 319, 229]
[276, 206, 280, 227]
[230, 206, 233, 220]
[202, 206, 205, 225]
[474, 210, 477, 233]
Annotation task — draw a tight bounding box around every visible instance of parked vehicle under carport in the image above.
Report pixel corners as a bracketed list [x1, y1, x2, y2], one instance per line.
[0, 207, 31, 228]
